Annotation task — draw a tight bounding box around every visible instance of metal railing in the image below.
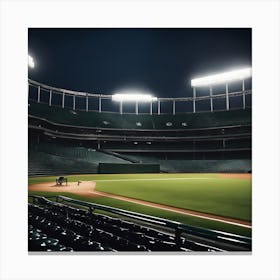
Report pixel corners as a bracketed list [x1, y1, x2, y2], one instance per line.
[29, 195, 252, 251]
[28, 79, 252, 115]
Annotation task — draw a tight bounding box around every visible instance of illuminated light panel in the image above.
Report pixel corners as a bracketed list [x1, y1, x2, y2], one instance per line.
[191, 67, 252, 87]
[112, 91, 157, 102]
[28, 55, 35, 68]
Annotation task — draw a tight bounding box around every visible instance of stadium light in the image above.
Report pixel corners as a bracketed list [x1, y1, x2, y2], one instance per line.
[191, 67, 252, 87]
[112, 91, 157, 102]
[28, 55, 35, 68]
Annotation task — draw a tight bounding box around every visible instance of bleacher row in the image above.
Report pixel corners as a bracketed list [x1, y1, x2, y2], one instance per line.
[28, 151, 99, 176]
[100, 139, 251, 150]
[31, 140, 251, 157]
[28, 101, 252, 130]
[33, 143, 129, 163]
[119, 154, 252, 173]
[29, 198, 216, 252]
[28, 145, 132, 176]
[28, 143, 251, 175]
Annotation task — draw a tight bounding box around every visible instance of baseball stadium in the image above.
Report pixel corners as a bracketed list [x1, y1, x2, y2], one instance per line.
[28, 69, 252, 253]
[28, 29, 252, 253]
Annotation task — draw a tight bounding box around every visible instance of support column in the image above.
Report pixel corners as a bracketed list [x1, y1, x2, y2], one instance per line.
[135, 101, 138, 115]
[226, 83, 229, 111]
[150, 101, 153, 115]
[37, 86, 41, 103]
[193, 88, 196, 113]
[73, 95, 76, 110]
[172, 100, 176, 115]
[210, 86, 213, 112]
[242, 80, 246, 109]
[49, 90, 52, 106]
[158, 100, 160, 115]
[86, 94, 88, 112]
[120, 101, 123, 114]
[99, 97, 101, 112]
[62, 92, 65, 108]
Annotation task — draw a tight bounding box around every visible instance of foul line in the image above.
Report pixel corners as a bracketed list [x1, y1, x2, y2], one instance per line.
[89, 190, 251, 229]
[94, 177, 213, 182]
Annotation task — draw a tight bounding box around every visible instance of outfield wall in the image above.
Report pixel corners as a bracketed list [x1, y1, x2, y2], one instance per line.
[98, 163, 160, 174]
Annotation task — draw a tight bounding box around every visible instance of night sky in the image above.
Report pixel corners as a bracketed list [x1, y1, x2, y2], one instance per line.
[28, 28, 251, 98]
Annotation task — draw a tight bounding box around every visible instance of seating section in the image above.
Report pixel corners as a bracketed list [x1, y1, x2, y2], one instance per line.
[29, 101, 251, 130]
[35, 142, 130, 163]
[158, 159, 252, 173]
[28, 150, 98, 176]
[28, 102, 251, 175]
[28, 199, 216, 252]
[118, 153, 252, 173]
[28, 141, 251, 175]
[101, 139, 251, 151]
[28, 143, 130, 176]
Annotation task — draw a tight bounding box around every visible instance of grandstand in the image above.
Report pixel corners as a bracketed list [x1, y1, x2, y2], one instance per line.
[28, 98, 251, 175]
[28, 195, 251, 252]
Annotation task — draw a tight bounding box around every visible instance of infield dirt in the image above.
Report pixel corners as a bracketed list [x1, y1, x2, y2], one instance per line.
[28, 181, 98, 197]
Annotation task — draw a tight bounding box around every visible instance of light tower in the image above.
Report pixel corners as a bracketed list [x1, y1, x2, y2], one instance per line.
[191, 67, 252, 112]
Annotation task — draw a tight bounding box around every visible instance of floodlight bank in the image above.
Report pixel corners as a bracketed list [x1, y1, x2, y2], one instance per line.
[191, 68, 252, 87]
[112, 93, 157, 102]
[28, 55, 35, 68]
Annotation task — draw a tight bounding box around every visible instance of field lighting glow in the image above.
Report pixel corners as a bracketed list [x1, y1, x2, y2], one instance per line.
[28, 55, 35, 68]
[191, 67, 252, 87]
[112, 91, 157, 102]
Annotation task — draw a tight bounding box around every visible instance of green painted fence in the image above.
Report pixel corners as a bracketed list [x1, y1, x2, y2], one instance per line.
[98, 163, 160, 174]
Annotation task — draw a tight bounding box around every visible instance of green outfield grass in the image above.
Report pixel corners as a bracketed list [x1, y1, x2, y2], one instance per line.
[94, 173, 252, 221]
[28, 173, 252, 237]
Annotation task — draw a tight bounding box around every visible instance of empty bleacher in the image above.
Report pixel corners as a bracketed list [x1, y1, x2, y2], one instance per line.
[28, 151, 98, 176]
[28, 139, 251, 175]
[116, 153, 252, 173]
[29, 101, 251, 130]
[28, 196, 251, 252]
[28, 99, 251, 175]
[28, 143, 130, 176]
[28, 200, 188, 252]
[35, 142, 129, 163]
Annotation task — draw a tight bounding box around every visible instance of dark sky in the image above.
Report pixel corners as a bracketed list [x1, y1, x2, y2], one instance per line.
[28, 28, 251, 98]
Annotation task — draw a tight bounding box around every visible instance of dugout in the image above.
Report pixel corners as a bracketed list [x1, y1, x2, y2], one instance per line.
[98, 163, 160, 174]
